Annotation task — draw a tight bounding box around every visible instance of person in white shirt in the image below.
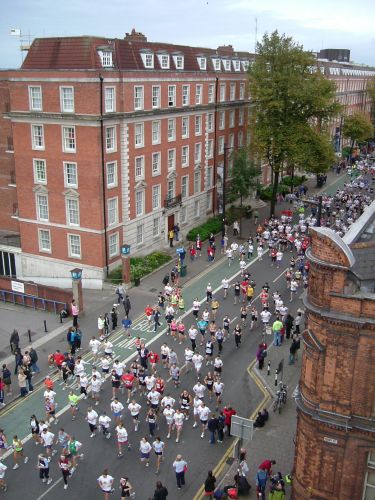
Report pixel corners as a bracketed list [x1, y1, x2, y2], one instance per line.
[74, 359, 86, 387]
[91, 375, 102, 406]
[197, 403, 211, 438]
[222, 277, 229, 298]
[97, 469, 114, 498]
[173, 454, 188, 489]
[89, 337, 101, 363]
[192, 352, 204, 378]
[40, 429, 55, 458]
[160, 343, 170, 369]
[116, 423, 130, 457]
[101, 356, 111, 374]
[97, 316, 105, 337]
[260, 308, 272, 328]
[202, 309, 210, 322]
[173, 409, 185, 443]
[188, 326, 198, 352]
[86, 407, 98, 437]
[128, 400, 142, 432]
[184, 347, 194, 372]
[152, 437, 165, 474]
[290, 279, 298, 302]
[239, 260, 246, 275]
[230, 241, 238, 255]
[213, 355, 223, 376]
[92, 367, 102, 383]
[139, 437, 152, 467]
[104, 340, 113, 358]
[163, 405, 175, 439]
[99, 412, 111, 439]
[147, 390, 161, 411]
[276, 250, 283, 268]
[226, 248, 233, 266]
[78, 373, 89, 399]
[193, 381, 206, 400]
[161, 394, 175, 409]
[43, 389, 56, 404]
[145, 374, 156, 392]
[193, 396, 203, 428]
[110, 399, 124, 426]
[192, 299, 200, 320]
[213, 380, 224, 407]
[113, 360, 124, 377]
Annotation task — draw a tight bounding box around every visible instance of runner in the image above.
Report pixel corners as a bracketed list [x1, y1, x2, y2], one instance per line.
[86, 406, 98, 438]
[40, 427, 56, 458]
[120, 477, 134, 499]
[59, 453, 72, 490]
[214, 378, 225, 410]
[205, 338, 214, 366]
[0, 460, 7, 492]
[37, 452, 52, 484]
[234, 324, 242, 348]
[160, 343, 170, 369]
[188, 325, 198, 352]
[152, 436, 165, 474]
[116, 422, 131, 457]
[99, 412, 111, 439]
[179, 390, 191, 420]
[97, 469, 115, 500]
[91, 374, 102, 406]
[111, 398, 124, 425]
[184, 346, 194, 373]
[67, 436, 83, 472]
[213, 355, 223, 377]
[204, 372, 214, 401]
[198, 402, 211, 439]
[169, 363, 180, 388]
[78, 373, 89, 400]
[146, 408, 158, 437]
[192, 351, 204, 379]
[139, 437, 152, 467]
[173, 408, 185, 443]
[89, 336, 101, 364]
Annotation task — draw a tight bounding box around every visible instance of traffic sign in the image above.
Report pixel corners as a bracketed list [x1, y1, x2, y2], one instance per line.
[230, 415, 254, 441]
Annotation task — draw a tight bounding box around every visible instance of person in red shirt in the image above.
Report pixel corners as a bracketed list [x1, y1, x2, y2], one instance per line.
[121, 370, 135, 403]
[148, 351, 159, 374]
[53, 350, 65, 377]
[155, 376, 165, 395]
[259, 459, 276, 476]
[144, 305, 153, 329]
[44, 376, 54, 390]
[189, 245, 197, 261]
[222, 406, 236, 436]
[241, 279, 249, 303]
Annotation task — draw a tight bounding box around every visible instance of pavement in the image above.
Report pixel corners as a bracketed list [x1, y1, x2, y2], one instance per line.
[0, 169, 349, 499]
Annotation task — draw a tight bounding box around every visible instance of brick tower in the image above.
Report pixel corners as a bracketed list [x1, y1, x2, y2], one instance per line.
[293, 212, 375, 499]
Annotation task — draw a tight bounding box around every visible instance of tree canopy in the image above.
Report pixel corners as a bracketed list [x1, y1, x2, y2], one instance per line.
[248, 31, 340, 216]
[227, 147, 260, 205]
[342, 112, 373, 149]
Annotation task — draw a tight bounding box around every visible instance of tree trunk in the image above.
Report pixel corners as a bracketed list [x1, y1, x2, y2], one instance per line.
[290, 165, 295, 194]
[349, 140, 355, 165]
[270, 169, 280, 218]
[239, 194, 243, 238]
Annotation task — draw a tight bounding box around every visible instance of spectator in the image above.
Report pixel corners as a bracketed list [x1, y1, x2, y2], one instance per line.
[1, 365, 12, 396]
[223, 406, 236, 436]
[172, 454, 187, 490]
[9, 330, 19, 355]
[29, 347, 40, 374]
[204, 470, 216, 499]
[153, 480, 168, 500]
[17, 368, 28, 397]
[254, 409, 269, 428]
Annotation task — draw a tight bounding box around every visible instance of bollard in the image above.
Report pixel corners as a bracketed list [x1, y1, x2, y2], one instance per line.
[267, 361, 271, 376]
[28, 329, 32, 343]
[44, 320, 48, 333]
[60, 312, 63, 324]
[274, 368, 278, 387]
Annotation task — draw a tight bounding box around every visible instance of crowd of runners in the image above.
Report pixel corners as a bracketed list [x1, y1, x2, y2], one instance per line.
[0, 160, 374, 499]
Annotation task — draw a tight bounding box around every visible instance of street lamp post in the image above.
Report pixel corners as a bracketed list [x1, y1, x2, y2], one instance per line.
[70, 268, 83, 313]
[222, 143, 228, 238]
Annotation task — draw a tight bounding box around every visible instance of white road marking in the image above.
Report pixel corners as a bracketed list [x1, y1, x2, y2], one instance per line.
[36, 477, 63, 499]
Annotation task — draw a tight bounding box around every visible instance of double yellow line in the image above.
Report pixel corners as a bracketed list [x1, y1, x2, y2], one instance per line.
[193, 359, 271, 500]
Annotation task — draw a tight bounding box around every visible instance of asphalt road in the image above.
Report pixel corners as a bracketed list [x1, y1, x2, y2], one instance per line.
[0, 243, 305, 500]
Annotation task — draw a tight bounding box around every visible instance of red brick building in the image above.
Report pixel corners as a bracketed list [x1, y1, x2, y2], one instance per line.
[293, 204, 375, 499]
[0, 30, 252, 287]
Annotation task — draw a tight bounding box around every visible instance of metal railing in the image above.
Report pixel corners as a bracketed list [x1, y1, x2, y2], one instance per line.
[0, 289, 67, 314]
[164, 193, 182, 209]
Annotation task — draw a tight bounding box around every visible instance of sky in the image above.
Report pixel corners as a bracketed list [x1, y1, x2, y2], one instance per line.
[1, 0, 374, 68]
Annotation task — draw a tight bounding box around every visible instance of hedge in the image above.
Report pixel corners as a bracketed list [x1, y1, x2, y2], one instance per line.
[281, 174, 307, 187]
[107, 251, 172, 284]
[186, 217, 222, 242]
[259, 184, 288, 201]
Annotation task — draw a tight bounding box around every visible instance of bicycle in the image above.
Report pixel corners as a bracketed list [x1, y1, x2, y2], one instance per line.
[273, 382, 287, 414]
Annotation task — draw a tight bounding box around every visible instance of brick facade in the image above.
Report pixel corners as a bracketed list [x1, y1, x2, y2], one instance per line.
[293, 226, 375, 499]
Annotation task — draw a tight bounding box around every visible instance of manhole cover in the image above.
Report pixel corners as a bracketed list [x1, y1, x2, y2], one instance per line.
[149, 288, 157, 293]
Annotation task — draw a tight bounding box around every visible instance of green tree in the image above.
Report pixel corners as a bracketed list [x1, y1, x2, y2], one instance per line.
[248, 31, 339, 216]
[342, 112, 373, 163]
[227, 148, 260, 234]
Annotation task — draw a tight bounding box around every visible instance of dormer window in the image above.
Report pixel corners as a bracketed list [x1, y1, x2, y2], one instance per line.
[158, 54, 170, 69]
[212, 58, 221, 71]
[224, 59, 231, 71]
[242, 60, 250, 71]
[197, 57, 207, 70]
[173, 54, 184, 70]
[234, 60, 241, 71]
[99, 51, 113, 67]
[140, 52, 154, 68]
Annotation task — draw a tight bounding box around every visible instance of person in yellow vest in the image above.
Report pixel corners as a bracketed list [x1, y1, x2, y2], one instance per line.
[178, 296, 185, 314]
[168, 229, 174, 248]
[211, 298, 220, 321]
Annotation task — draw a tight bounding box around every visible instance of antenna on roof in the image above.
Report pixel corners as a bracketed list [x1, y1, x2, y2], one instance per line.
[254, 17, 258, 54]
[10, 28, 33, 64]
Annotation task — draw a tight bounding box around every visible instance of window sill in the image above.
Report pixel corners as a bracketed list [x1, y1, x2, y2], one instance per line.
[5, 150, 14, 154]
[8, 183, 16, 188]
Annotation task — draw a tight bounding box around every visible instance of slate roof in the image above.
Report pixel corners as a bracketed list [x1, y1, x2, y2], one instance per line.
[21, 36, 252, 71]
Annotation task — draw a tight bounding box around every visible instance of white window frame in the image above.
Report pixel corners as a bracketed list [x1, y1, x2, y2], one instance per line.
[195, 84, 203, 105]
[198, 57, 206, 70]
[109, 232, 119, 258]
[168, 85, 176, 107]
[208, 84, 215, 104]
[238, 130, 244, 147]
[134, 86, 144, 111]
[181, 205, 187, 224]
[182, 117, 189, 139]
[239, 108, 244, 126]
[38, 228, 51, 253]
[152, 120, 161, 145]
[207, 191, 212, 211]
[234, 60, 241, 72]
[152, 184, 161, 210]
[207, 113, 214, 133]
[218, 136, 224, 155]
[68, 233, 81, 258]
[168, 118, 176, 142]
[152, 152, 161, 176]
[29, 86, 42, 111]
[107, 197, 118, 226]
[207, 166, 213, 189]
[104, 87, 116, 113]
[33, 159, 47, 184]
[136, 224, 144, 245]
[134, 122, 144, 148]
[219, 111, 225, 130]
[60, 86, 74, 113]
[62, 126, 76, 153]
[229, 133, 234, 148]
[239, 82, 245, 100]
[229, 110, 235, 128]
[106, 161, 117, 188]
[230, 82, 236, 101]
[224, 59, 231, 71]
[153, 218, 160, 238]
[105, 126, 116, 153]
[181, 175, 189, 199]
[194, 171, 201, 193]
[219, 83, 226, 102]
[174, 55, 184, 69]
[194, 199, 200, 217]
[207, 139, 213, 159]
[194, 143, 202, 164]
[135, 156, 145, 180]
[167, 180, 175, 200]
[195, 115, 202, 136]
[152, 86, 161, 109]
[100, 51, 113, 67]
[66, 197, 80, 227]
[142, 52, 154, 68]
[135, 190, 144, 217]
[168, 149, 176, 170]
[31, 124, 44, 150]
[213, 59, 221, 71]
[181, 145, 189, 167]
[158, 54, 169, 69]
[182, 85, 190, 106]
[36, 193, 49, 222]
[63, 161, 78, 188]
